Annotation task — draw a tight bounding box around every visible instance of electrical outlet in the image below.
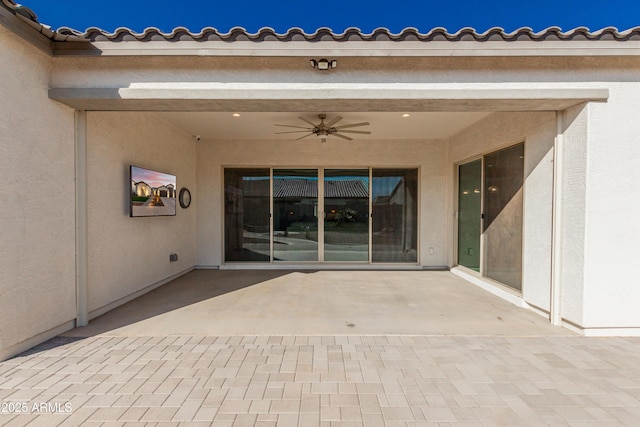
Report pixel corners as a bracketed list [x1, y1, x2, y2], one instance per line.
[169, 253, 178, 262]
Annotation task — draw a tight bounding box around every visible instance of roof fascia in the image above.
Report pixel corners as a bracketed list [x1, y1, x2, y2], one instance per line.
[48, 86, 609, 112]
[51, 39, 640, 57]
[0, 4, 52, 55]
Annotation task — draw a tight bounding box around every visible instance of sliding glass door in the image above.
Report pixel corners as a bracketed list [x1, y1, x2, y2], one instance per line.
[273, 169, 319, 262]
[457, 160, 481, 271]
[324, 169, 369, 262]
[224, 167, 419, 264]
[456, 142, 524, 291]
[371, 169, 418, 262]
[483, 143, 524, 290]
[224, 169, 271, 262]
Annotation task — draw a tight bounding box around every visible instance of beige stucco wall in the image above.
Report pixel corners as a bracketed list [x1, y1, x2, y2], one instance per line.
[2, 31, 639, 336]
[196, 137, 449, 267]
[86, 112, 197, 315]
[559, 104, 589, 326]
[449, 112, 556, 314]
[0, 25, 76, 359]
[50, 56, 640, 88]
[581, 85, 640, 329]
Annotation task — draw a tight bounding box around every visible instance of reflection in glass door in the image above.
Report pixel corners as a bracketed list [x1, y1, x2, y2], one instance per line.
[224, 168, 271, 262]
[371, 169, 418, 262]
[224, 167, 419, 264]
[273, 169, 319, 261]
[457, 160, 481, 271]
[324, 170, 370, 261]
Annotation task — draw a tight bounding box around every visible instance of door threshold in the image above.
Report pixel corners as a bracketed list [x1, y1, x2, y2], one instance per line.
[220, 263, 424, 270]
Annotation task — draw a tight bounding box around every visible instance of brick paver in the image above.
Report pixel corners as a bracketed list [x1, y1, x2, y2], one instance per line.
[1, 335, 640, 425]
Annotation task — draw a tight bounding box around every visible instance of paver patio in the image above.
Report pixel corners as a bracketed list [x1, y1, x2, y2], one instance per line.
[1, 271, 640, 426]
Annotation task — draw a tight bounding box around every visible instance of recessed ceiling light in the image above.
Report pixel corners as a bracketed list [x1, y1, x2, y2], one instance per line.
[232, 113, 241, 117]
[402, 113, 411, 118]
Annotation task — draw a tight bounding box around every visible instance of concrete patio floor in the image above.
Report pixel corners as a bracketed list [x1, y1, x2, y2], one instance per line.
[63, 270, 570, 338]
[2, 270, 640, 426]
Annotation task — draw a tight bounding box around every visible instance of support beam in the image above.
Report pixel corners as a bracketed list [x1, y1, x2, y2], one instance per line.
[550, 110, 565, 326]
[75, 110, 88, 327]
[48, 86, 609, 112]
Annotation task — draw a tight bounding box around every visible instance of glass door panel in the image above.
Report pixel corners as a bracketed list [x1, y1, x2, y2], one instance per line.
[483, 143, 524, 290]
[273, 169, 319, 261]
[224, 168, 271, 262]
[457, 160, 482, 271]
[371, 169, 418, 263]
[324, 169, 370, 262]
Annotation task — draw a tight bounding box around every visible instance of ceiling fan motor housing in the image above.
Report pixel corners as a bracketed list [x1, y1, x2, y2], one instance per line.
[274, 114, 371, 142]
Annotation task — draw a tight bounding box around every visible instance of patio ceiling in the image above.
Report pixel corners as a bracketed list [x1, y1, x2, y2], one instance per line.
[154, 111, 491, 140]
[49, 86, 608, 140]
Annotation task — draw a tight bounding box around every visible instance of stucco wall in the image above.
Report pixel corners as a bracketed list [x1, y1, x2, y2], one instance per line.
[196, 138, 449, 267]
[44, 44, 640, 332]
[559, 104, 589, 326]
[86, 112, 196, 314]
[449, 112, 556, 313]
[0, 26, 76, 359]
[50, 56, 640, 88]
[582, 85, 640, 328]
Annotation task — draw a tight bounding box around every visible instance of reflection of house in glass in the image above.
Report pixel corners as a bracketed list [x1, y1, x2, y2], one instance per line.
[371, 170, 418, 262]
[273, 179, 369, 231]
[224, 170, 421, 263]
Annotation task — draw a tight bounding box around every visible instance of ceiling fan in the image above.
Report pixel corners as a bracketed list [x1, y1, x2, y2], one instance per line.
[274, 114, 371, 142]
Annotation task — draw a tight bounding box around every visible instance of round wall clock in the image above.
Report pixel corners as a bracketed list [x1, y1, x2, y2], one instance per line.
[179, 187, 191, 208]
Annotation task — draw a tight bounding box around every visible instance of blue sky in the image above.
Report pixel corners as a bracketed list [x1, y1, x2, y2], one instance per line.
[19, 0, 640, 34]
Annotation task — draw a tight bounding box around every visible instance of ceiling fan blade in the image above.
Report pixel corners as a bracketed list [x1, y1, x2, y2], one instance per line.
[338, 130, 371, 135]
[334, 122, 370, 129]
[274, 124, 312, 129]
[325, 116, 343, 127]
[298, 116, 319, 127]
[332, 133, 353, 141]
[275, 130, 315, 134]
[295, 133, 314, 141]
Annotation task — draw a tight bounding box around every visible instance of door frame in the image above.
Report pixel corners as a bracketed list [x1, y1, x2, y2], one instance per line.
[222, 165, 420, 266]
[454, 140, 526, 292]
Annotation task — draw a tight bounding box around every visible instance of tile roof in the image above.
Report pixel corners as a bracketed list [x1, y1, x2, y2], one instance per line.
[324, 180, 369, 199]
[3, 1, 640, 43]
[241, 178, 369, 199]
[273, 179, 318, 198]
[1, 0, 85, 41]
[58, 26, 640, 43]
[1, 0, 37, 22]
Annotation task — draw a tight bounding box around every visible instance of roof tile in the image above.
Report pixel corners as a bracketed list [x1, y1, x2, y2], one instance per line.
[51, 25, 640, 43]
[3, 1, 640, 44]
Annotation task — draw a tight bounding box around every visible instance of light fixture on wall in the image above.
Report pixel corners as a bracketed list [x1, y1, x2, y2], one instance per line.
[310, 58, 337, 70]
